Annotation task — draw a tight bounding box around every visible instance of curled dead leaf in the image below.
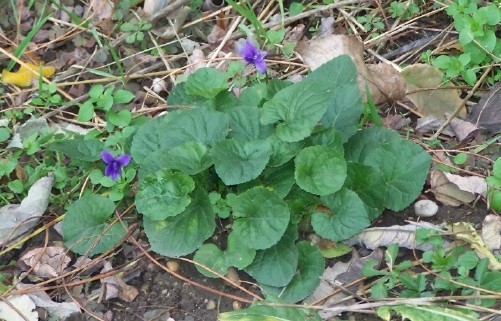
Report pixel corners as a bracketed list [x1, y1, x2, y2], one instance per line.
[429, 170, 476, 206]
[20, 246, 71, 278]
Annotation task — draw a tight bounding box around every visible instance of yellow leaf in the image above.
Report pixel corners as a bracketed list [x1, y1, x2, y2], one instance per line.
[447, 222, 501, 270]
[1, 63, 56, 87]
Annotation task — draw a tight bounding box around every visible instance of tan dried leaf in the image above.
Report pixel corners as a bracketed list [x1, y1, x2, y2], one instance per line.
[20, 246, 71, 278]
[401, 64, 466, 118]
[429, 170, 476, 206]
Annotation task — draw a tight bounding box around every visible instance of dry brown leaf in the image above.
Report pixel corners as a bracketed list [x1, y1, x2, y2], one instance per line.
[296, 34, 406, 105]
[15, 283, 81, 319]
[383, 114, 411, 130]
[482, 215, 501, 251]
[304, 249, 383, 319]
[415, 115, 455, 136]
[0, 175, 54, 247]
[429, 170, 476, 206]
[89, 0, 113, 21]
[101, 261, 138, 302]
[400, 64, 466, 118]
[444, 172, 487, 197]
[20, 246, 71, 278]
[143, 0, 170, 15]
[448, 115, 479, 141]
[344, 222, 444, 251]
[466, 83, 501, 135]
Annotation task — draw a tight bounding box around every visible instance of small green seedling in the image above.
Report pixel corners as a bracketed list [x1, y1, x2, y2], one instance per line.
[120, 20, 152, 44]
[79, 85, 135, 127]
[486, 157, 501, 210]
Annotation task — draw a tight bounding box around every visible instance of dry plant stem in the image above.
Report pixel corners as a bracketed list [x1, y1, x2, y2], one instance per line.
[0, 215, 64, 258]
[128, 234, 261, 304]
[428, 65, 493, 141]
[339, 8, 366, 39]
[366, 6, 447, 47]
[318, 295, 501, 314]
[9, 224, 138, 296]
[208, 16, 242, 63]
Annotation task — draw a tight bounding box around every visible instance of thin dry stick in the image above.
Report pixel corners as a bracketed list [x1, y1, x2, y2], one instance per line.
[427, 64, 493, 141]
[207, 16, 242, 64]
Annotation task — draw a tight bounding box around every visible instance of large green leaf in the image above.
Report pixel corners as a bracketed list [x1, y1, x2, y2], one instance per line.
[311, 188, 371, 241]
[245, 224, 298, 287]
[63, 194, 127, 256]
[295, 145, 346, 196]
[262, 241, 324, 303]
[319, 56, 363, 142]
[143, 187, 215, 257]
[139, 142, 213, 177]
[345, 162, 385, 219]
[260, 56, 362, 143]
[193, 232, 256, 278]
[135, 169, 195, 220]
[46, 137, 104, 162]
[131, 108, 229, 164]
[228, 106, 272, 141]
[228, 187, 290, 250]
[345, 127, 431, 211]
[261, 162, 296, 198]
[184, 67, 229, 98]
[211, 139, 272, 185]
[218, 301, 321, 321]
[267, 134, 304, 167]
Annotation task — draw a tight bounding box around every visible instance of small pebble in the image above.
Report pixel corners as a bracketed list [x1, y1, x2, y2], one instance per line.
[414, 200, 438, 217]
[166, 260, 179, 272]
[232, 301, 242, 310]
[225, 267, 240, 285]
[206, 299, 216, 310]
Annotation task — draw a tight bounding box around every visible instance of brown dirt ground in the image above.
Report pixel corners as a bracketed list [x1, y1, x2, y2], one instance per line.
[106, 202, 490, 321]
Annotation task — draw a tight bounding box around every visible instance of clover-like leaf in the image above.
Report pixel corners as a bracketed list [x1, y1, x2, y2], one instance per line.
[136, 169, 195, 220]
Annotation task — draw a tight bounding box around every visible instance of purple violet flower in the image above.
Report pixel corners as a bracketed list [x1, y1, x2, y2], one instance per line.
[239, 40, 267, 74]
[101, 151, 131, 181]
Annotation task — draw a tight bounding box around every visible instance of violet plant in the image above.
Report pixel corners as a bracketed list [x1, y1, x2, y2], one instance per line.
[59, 54, 431, 320]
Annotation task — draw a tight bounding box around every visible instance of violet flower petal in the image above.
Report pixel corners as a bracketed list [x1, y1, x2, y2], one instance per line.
[101, 151, 115, 164]
[254, 58, 267, 74]
[116, 154, 131, 167]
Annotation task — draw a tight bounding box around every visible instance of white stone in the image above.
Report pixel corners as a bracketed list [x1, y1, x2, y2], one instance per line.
[414, 200, 439, 217]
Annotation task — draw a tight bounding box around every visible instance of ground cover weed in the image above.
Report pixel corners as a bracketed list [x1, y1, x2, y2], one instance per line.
[433, 0, 501, 85]
[55, 53, 431, 318]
